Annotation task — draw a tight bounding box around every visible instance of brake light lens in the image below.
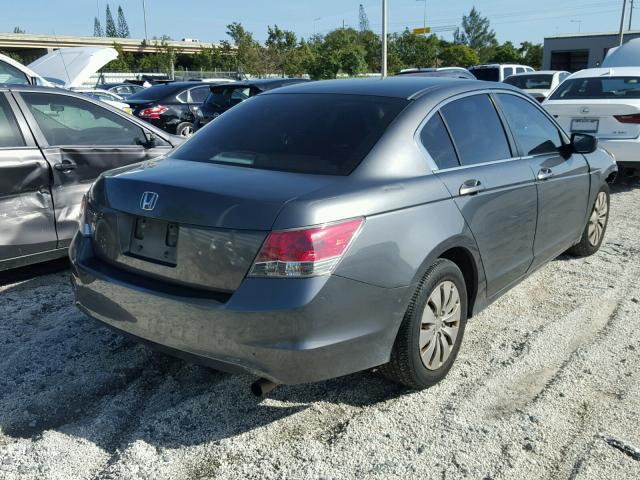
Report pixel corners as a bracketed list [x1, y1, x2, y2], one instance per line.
[614, 113, 640, 124]
[249, 217, 364, 277]
[138, 106, 168, 119]
[79, 194, 92, 236]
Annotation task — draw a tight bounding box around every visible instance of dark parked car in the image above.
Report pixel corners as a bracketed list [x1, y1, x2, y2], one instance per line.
[96, 82, 146, 99]
[0, 85, 181, 271]
[395, 67, 476, 79]
[71, 78, 616, 393]
[194, 78, 309, 130]
[126, 82, 221, 137]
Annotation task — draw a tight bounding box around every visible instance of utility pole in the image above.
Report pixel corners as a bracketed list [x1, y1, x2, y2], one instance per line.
[417, 0, 427, 36]
[382, 0, 387, 78]
[630, 0, 635, 30]
[619, 0, 628, 46]
[142, 0, 148, 41]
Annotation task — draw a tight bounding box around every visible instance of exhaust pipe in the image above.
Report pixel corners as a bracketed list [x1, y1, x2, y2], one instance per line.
[251, 378, 278, 397]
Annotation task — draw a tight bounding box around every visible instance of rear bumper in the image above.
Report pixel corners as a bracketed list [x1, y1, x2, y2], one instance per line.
[69, 233, 409, 384]
[599, 138, 640, 165]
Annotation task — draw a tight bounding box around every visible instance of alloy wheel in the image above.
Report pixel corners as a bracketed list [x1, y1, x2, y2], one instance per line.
[419, 280, 462, 370]
[587, 191, 608, 247]
[180, 125, 194, 137]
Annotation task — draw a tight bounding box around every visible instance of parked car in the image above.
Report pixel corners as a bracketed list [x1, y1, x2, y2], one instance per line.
[74, 88, 133, 113]
[0, 85, 182, 271]
[503, 70, 571, 102]
[396, 67, 476, 79]
[96, 82, 146, 99]
[601, 38, 640, 67]
[469, 64, 534, 82]
[194, 78, 310, 130]
[543, 67, 640, 173]
[70, 77, 616, 392]
[1, 52, 50, 86]
[126, 81, 221, 137]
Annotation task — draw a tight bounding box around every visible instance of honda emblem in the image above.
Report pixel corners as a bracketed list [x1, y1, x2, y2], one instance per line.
[140, 191, 159, 211]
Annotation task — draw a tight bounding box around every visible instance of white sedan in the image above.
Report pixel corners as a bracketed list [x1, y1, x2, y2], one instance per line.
[503, 70, 570, 102]
[543, 67, 640, 171]
[74, 89, 133, 114]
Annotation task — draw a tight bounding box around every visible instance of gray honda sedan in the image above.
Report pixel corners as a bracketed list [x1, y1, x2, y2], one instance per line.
[70, 78, 617, 392]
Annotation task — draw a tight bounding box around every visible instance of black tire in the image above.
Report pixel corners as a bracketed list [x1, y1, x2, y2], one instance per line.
[566, 184, 610, 258]
[176, 122, 194, 137]
[380, 258, 468, 390]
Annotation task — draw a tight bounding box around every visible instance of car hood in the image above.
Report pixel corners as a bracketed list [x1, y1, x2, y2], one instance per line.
[99, 158, 339, 230]
[28, 47, 118, 88]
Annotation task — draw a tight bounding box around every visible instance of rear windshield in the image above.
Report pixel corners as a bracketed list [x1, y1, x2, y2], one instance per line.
[504, 74, 553, 89]
[172, 93, 408, 175]
[126, 84, 183, 101]
[469, 67, 499, 81]
[549, 76, 640, 99]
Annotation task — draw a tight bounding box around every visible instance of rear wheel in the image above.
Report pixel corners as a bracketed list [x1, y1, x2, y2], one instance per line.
[176, 122, 194, 137]
[567, 185, 610, 257]
[380, 259, 468, 389]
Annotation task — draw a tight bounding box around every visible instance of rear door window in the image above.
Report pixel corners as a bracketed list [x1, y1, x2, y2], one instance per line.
[440, 94, 512, 166]
[420, 113, 459, 169]
[0, 95, 25, 147]
[173, 93, 408, 175]
[21, 92, 146, 146]
[503, 67, 514, 78]
[189, 86, 210, 103]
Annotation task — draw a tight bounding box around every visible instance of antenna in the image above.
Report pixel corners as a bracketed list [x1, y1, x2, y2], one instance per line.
[52, 29, 72, 87]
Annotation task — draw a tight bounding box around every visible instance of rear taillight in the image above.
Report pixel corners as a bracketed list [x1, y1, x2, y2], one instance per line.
[138, 106, 168, 119]
[614, 113, 640, 124]
[249, 217, 364, 277]
[79, 194, 92, 236]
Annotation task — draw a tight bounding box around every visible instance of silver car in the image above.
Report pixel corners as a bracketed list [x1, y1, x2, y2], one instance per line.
[70, 78, 617, 393]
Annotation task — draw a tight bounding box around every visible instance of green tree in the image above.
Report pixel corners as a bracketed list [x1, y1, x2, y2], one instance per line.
[117, 5, 130, 38]
[439, 44, 479, 68]
[105, 5, 118, 38]
[304, 28, 367, 79]
[103, 43, 133, 71]
[519, 41, 543, 69]
[490, 41, 521, 64]
[266, 25, 298, 75]
[453, 7, 497, 62]
[93, 17, 104, 37]
[358, 29, 381, 72]
[389, 29, 439, 72]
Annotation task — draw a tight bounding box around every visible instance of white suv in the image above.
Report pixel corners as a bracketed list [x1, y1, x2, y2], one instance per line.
[469, 64, 534, 82]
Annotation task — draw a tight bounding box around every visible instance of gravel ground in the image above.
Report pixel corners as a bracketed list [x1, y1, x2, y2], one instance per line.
[1, 179, 639, 480]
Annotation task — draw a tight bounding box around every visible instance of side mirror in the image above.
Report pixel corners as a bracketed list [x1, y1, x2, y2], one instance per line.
[141, 131, 157, 148]
[571, 133, 598, 154]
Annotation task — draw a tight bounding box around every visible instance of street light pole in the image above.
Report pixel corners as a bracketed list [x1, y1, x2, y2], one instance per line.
[619, 0, 628, 46]
[142, 0, 148, 41]
[382, 0, 387, 78]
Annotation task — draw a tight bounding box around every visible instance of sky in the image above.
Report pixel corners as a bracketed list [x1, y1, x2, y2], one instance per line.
[1, 0, 632, 45]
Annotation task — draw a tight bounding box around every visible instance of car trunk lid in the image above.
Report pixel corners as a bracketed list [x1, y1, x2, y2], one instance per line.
[91, 158, 336, 293]
[545, 100, 640, 139]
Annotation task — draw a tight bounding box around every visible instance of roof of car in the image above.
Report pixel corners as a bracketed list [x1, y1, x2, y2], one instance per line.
[568, 67, 640, 79]
[218, 78, 310, 91]
[96, 82, 140, 87]
[508, 70, 565, 76]
[262, 77, 518, 99]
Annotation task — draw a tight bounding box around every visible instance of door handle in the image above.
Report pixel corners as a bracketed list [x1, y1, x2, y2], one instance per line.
[54, 160, 78, 172]
[459, 179, 485, 196]
[537, 168, 553, 181]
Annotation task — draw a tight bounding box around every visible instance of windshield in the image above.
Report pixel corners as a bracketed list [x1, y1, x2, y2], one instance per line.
[126, 84, 182, 102]
[549, 76, 640, 99]
[504, 74, 553, 89]
[172, 93, 408, 175]
[469, 67, 499, 81]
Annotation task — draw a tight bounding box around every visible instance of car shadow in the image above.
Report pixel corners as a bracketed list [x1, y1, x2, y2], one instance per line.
[610, 173, 640, 194]
[0, 270, 409, 453]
